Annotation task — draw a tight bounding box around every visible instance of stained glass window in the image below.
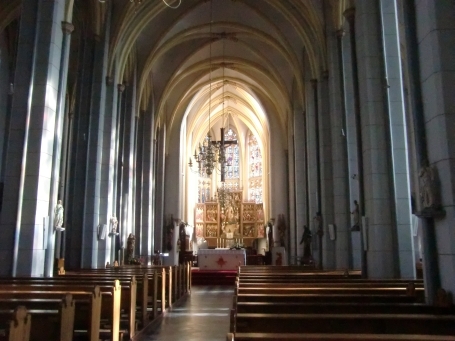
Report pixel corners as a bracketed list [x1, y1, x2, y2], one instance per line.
[248, 133, 262, 203]
[224, 128, 239, 179]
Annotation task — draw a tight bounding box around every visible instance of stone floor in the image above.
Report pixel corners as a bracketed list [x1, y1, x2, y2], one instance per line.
[133, 285, 234, 341]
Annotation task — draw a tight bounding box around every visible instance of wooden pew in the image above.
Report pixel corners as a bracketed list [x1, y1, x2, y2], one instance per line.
[0, 294, 75, 341]
[0, 282, 121, 341]
[0, 306, 30, 341]
[234, 312, 455, 334]
[66, 267, 164, 325]
[1, 275, 139, 336]
[0, 287, 100, 341]
[227, 332, 455, 341]
[234, 301, 455, 315]
[231, 266, 455, 340]
[66, 262, 191, 316]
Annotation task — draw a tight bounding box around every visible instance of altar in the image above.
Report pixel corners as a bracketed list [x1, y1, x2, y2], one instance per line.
[197, 249, 246, 270]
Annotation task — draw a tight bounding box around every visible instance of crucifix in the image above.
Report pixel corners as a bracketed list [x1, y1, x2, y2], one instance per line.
[213, 127, 237, 182]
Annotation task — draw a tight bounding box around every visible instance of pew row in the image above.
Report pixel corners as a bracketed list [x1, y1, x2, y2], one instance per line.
[0, 295, 74, 341]
[226, 332, 455, 341]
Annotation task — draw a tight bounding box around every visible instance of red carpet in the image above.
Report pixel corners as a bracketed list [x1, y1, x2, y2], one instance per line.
[191, 268, 237, 286]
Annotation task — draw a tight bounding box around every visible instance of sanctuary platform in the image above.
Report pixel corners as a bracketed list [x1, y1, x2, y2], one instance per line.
[197, 248, 246, 270]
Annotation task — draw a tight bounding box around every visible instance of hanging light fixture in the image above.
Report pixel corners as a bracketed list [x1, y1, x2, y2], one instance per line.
[189, 0, 216, 177]
[99, 0, 182, 9]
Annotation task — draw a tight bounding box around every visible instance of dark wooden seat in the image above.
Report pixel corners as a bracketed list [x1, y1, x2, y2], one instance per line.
[0, 294, 74, 341]
[226, 332, 455, 341]
[234, 301, 455, 315]
[229, 266, 455, 341]
[234, 312, 455, 334]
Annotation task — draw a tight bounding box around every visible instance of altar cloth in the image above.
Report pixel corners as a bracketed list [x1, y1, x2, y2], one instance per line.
[198, 249, 246, 270]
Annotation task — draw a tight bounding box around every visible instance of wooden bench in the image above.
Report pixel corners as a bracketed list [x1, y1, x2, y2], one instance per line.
[230, 267, 455, 341]
[0, 295, 74, 341]
[7, 273, 144, 333]
[63, 266, 169, 325]
[234, 312, 455, 334]
[0, 281, 123, 341]
[234, 301, 455, 315]
[226, 332, 455, 341]
[0, 286, 101, 341]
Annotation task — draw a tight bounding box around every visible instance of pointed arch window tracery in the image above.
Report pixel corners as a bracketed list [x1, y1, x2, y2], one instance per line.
[248, 133, 262, 203]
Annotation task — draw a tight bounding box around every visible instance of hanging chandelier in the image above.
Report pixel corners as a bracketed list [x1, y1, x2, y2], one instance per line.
[98, 0, 182, 9]
[189, 0, 218, 177]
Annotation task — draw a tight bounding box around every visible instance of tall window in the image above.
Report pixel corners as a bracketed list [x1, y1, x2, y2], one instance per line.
[248, 133, 262, 203]
[198, 179, 211, 203]
[225, 128, 239, 180]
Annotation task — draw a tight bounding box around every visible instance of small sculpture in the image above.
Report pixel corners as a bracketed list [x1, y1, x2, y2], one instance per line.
[419, 161, 441, 212]
[126, 233, 135, 263]
[153, 250, 162, 265]
[110, 216, 119, 235]
[277, 214, 286, 247]
[165, 214, 174, 251]
[299, 225, 312, 260]
[350, 200, 360, 231]
[275, 252, 282, 266]
[266, 221, 274, 251]
[54, 200, 64, 231]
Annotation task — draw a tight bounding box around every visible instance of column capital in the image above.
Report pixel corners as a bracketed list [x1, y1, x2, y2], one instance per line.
[335, 29, 345, 38]
[106, 76, 114, 86]
[117, 84, 125, 93]
[343, 7, 355, 23]
[61, 21, 74, 34]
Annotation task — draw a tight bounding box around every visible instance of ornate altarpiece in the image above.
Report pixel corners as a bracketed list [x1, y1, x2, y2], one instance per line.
[194, 191, 264, 248]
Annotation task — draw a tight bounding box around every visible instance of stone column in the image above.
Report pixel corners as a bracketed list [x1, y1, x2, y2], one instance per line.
[294, 108, 308, 261]
[154, 126, 166, 257]
[310, 79, 323, 269]
[140, 107, 154, 262]
[288, 113, 296, 263]
[413, 0, 455, 297]
[44, 20, 74, 276]
[0, 0, 66, 276]
[378, 0, 415, 278]
[81, 19, 111, 268]
[344, 7, 368, 276]
[100, 75, 116, 266]
[134, 113, 143, 257]
[120, 79, 137, 251]
[401, 0, 439, 303]
[116, 85, 131, 252]
[355, 0, 396, 278]
[342, 18, 362, 270]
[328, 28, 351, 270]
[66, 31, 96, 269]
[319, 73, 336, 269]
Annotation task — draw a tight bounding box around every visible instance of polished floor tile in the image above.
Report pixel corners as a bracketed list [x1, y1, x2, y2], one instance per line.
[133, 286, 234, 341]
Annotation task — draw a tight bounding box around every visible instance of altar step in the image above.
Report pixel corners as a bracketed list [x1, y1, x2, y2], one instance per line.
[191, 268, 237, 286]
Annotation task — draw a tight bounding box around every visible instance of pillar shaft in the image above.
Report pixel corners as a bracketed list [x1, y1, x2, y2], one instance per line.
[355, 0, 396, 278]
[0, 0, 66, 276]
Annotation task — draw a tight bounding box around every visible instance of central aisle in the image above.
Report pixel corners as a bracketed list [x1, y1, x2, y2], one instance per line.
[133, 285, 234, 341]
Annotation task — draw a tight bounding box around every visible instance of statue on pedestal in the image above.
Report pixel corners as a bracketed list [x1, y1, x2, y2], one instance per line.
[266, 221, 274, 251]
[350, 200, 360, 231]
[54, 200, 64, 231]
[299, 225, 313, 262]
[419, 161, 442, 216]
[126, 233, 135, 263]
[277, 214, 286, 247]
